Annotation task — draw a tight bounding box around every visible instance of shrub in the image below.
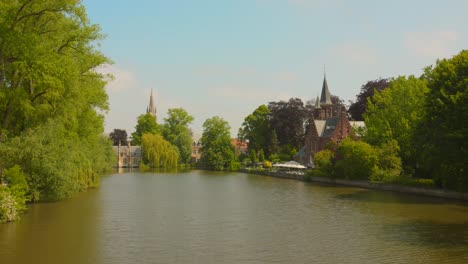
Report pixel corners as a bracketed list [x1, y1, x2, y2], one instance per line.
[263, 161, 272, 168]
[334, 138, 378, 180]
[314, 150, 335, 177]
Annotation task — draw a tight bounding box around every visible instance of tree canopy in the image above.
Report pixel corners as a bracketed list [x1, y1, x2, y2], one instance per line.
[109, 129, 128, 146]
[418, 50, 468, 190]
[132, 113, 159, 145]
[161, 108, 194, 163]
[0, 0, 113, 210]
[200, 116, 235, 170]
[364, 76, 428, 171]
[239, 104, 270, 155]
[348, 79, 390, 121]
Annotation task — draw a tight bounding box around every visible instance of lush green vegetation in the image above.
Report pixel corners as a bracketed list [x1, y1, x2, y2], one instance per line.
[0, 0, 114, 222]
[200, 116, 236, 170]
[132, 108, 194, 168]
[314, 50, 467, 192]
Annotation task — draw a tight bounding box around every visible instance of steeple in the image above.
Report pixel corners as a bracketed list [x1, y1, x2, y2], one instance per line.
[320, 72, 332, 106]
[314, 95, 321, 109]
[147, 89, 157, 119]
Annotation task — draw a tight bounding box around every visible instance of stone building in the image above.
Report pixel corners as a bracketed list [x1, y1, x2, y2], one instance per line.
[113, 142, 142, 168]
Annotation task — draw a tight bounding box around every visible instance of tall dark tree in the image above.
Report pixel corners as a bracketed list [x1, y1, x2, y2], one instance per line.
[348, 79, 390, 121]
[109, 129, 128, 146]
[268, 98, 308, 149]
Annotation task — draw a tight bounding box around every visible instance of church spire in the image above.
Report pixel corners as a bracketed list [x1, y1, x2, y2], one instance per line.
[147, 89, 157, 119]
[320, 72, 332, 106]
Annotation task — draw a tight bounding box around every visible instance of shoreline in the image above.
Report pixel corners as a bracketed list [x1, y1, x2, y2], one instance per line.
[239, 169, 468, 202]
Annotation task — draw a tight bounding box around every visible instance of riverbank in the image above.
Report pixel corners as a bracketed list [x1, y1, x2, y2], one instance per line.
[239, 169, 468, 201]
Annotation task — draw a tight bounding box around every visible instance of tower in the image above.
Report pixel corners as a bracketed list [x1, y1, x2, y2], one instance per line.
[146, 89, 157, 120]
[318, 72, 333, 119]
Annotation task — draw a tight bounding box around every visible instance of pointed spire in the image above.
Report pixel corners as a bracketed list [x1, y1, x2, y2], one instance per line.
[315, 95, 321, 108]
[320, 72, 332, 106]
[147, 89, 157, 118]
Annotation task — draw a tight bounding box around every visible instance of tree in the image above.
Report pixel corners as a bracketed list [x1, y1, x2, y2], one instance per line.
[364, 76, 428, 171]
[334, 138, 379, 180]
[200, 116, 235, 170]
[0, 0, 109, 137]
[268, 98, 308, 149]
[0, 1, 114, 205]
[141, 133, 178, 168]
[419, 50, 468, 190]
[132, 113, 160, 145]
[109, 129, 128, 146]
[240, 104, 270, 154]
[348, 79, 390, 121]
[161, 108, 194, 163]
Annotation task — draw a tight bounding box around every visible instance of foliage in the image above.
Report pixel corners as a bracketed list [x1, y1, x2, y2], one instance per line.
[141, 133, 179, 168]
[132, 113, 160, 145]
[334, 139, 378, 180]
[313, 149, 335, 177]
[109, 129, 128, 146]
[364, 76, 428, 171]
[348, 78, 390, 121]
[418, 50, 468, 191]
[370, 140, 402, 182]
[263, 161, 272, 168]
[161, 108, 194, 164]
[268, 98, 308, 149]
[0, 0, 113, 207]
[269, 130, 280, 155]
[0, 120, 114, 201]
[258, 149, 265, 162]
[0, 0, 109, 137]
[200, 116, 235, 170]
[250, 149, 258, 164]
[239, 105, 271, 154]
[0, 187, 18, 223]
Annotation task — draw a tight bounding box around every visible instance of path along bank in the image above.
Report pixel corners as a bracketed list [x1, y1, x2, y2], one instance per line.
[239, 169, 468, 201]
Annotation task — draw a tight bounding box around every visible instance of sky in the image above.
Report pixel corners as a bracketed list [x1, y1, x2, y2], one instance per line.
[82, 0, 468, 137]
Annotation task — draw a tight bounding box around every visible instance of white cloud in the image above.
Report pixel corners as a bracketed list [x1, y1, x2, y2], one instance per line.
[404, 30, 459, 59]
[329, 42, 378, 65]
[96, 64, 138, 92]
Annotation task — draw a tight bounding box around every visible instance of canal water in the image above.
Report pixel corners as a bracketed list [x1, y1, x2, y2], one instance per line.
[1, 170, 467, 264]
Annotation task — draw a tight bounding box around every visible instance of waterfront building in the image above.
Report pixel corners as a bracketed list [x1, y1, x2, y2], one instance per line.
[299, 74, 365, 166]
[113, 142, 142, 168]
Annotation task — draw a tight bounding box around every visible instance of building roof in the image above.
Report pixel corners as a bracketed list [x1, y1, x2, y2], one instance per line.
[314, 116, 340, 138]
[320, 75, 332, 106]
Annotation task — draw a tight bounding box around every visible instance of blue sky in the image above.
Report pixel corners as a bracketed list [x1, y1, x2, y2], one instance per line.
[82, 0, 468, 137]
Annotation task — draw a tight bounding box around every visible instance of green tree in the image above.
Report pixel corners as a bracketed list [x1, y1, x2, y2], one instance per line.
[334, 139, 379, 180]
[314, 149, 335, 177]
[240, 105, 271, 154]
[0, 1, 114, 205]
[364, 76, 428, 171]
[200, 116, 235, 170]
[419, 50, 468, 190]
[141, 133, 179, 168]
[132, 113, 160, 145]
[250, 149, 258, 164]
[161, 108, 194, 163]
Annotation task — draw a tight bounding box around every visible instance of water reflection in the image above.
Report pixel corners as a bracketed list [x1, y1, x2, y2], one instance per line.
[1, 171, 468, 264]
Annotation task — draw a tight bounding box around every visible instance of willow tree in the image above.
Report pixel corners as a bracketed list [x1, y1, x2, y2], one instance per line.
[141, 133, 179, 168]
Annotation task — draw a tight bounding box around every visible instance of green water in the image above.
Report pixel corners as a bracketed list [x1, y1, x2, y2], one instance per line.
[1, 170, 467, 263]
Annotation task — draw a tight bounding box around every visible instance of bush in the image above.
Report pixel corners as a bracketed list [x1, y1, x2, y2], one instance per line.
[334, 139, 378, 180]
[314, 150, 335, 177]
[263, 161, 272, 168]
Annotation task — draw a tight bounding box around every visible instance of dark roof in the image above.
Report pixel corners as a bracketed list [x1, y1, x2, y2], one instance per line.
[321, 116, 339, 138]
[320, 75, 332, 106]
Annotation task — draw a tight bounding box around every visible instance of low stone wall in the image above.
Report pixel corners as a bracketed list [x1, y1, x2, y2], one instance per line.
[240, 169, 468, 201]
